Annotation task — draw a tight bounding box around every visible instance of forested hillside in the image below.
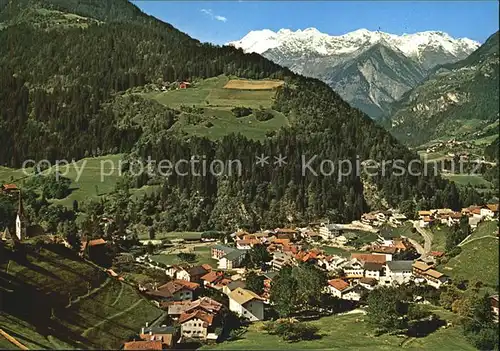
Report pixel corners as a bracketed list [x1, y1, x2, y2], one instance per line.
[389, 31, 499, 147]
[0, 0, 476, 231]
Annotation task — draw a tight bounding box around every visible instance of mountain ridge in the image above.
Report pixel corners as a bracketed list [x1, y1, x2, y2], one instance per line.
[229, 28, 480, 118]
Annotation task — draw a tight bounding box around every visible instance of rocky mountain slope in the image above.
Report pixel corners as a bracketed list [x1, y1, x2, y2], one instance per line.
[229, 28, 479, 118]
[389, 31, 499, 147]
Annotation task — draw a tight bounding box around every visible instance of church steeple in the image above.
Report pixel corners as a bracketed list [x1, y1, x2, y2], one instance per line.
[17, 190, 24, 217]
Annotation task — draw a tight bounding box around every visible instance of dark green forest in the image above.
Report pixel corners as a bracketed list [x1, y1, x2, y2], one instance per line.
[0, 0, 480, 232]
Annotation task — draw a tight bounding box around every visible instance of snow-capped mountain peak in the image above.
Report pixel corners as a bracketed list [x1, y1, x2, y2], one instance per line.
[228, 28, 480, 64]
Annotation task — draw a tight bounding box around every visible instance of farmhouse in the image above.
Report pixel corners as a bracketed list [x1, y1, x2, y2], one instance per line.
[229, 287, 265, 321]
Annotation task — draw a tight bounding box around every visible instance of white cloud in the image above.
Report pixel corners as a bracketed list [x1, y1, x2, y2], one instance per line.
[201, 8, 227, 22]
[215, 15, 227, 22]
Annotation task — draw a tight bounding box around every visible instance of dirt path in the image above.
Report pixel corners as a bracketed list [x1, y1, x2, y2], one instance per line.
[459, 235, 498, 247]
[0, 328, 29, 350]
[82, 299, 144, 337]
[67, 277, 111, 307]
[110, 282, 124, 307]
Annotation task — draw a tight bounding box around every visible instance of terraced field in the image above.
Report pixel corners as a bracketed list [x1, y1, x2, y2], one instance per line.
[0, 245, 162, 349]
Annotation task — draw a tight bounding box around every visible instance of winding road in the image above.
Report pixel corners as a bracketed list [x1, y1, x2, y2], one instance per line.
[407, 221, 434, 259]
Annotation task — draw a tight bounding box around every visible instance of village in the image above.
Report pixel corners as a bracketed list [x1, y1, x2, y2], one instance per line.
[98, 203, 500, 349]
[1, 182, 499, 349]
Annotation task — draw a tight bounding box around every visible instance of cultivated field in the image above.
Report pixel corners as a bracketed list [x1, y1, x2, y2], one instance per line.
[223, 79, 284, 90]
[140, 75, 290, 141]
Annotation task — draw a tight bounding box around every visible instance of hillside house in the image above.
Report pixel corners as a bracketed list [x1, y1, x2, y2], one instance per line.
[229, 287, 265, 321]
[318, 255, 347, 271]
[482, 204, 499, 218]
[185, 265, 211, 284]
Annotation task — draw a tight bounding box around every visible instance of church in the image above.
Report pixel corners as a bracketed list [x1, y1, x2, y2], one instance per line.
[1, 192, 27, 244]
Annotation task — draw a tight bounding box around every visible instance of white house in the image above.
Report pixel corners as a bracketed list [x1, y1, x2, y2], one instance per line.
[327, 279, 363, 301]
[385, 260, 413, 285]
[318, 255, 346, 272]
[174, 268, 191, 282]
[342, 259, 364, 278]
[363, 262, 384, 280]
[319, 224, 342, 240]
[218, 250, 247, 270]
[228, 288, 265, 321]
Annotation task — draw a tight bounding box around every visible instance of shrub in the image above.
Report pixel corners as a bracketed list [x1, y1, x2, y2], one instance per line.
[264, 319, 319, 342]
[255, 109, 274, 121]
[231, 106, 253, 117]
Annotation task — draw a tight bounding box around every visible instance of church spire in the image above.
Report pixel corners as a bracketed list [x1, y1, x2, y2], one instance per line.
[17, 190, 24, 217]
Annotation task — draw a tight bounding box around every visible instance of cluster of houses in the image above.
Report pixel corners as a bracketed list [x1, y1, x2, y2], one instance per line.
[134, 261, 266, 346]
[418, 204, 499, 229]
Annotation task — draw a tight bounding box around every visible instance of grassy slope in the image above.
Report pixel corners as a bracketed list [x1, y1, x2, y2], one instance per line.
[442, 221, 499, 287]
[0, 245, 162, 349]
[202, 313, 474, 351]
[0, 154, 157, 210]
[140, 75, 289, 141]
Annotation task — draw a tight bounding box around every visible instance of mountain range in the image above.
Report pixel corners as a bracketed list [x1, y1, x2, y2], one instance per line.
[229, 28, 480, 118]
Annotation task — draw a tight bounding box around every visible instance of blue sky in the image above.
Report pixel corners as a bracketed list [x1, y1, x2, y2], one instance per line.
[133, 1, 499, 45]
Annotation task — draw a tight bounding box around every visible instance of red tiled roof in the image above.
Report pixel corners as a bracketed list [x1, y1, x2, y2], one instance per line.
[123, 341, 163, 350]
[87, 238, 106, 247]
[155, 279, 199, 295]
[351, 253, 386, 264]
[328, 279, 350, 291]
[185, 297, 223, 314]
[2, 184, 18, 190]
[201, 271, 223, 284]
[430, 251, 444, 257]
[201, 263, 213, 271]
[178, 309, 214, 326]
